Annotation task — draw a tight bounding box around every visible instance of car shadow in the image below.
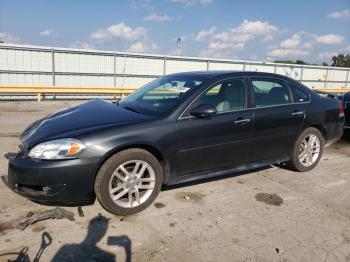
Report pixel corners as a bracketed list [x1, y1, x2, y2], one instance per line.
[162, 166, 273, 191]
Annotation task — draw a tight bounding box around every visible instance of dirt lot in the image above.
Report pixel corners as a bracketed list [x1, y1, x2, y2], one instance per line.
[0, 100, 350, 262]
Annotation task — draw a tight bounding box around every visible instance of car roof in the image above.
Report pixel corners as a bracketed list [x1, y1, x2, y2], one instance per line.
[167, 70, 293, 80]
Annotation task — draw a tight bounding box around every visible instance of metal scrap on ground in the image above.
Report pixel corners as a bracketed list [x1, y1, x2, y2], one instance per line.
[16, 207, 75, 231]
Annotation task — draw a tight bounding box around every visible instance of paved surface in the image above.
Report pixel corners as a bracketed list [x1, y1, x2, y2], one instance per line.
[0, 100, 350, 262]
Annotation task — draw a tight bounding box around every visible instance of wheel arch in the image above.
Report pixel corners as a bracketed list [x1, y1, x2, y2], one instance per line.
[308, 124, 327, 140]
[93, 143, 170, 187]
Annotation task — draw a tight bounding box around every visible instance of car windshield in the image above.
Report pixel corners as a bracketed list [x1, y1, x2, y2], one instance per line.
[119, 75, 206, 116]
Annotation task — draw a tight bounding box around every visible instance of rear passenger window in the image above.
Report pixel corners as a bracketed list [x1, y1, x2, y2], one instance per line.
[251, 79, 292, 107]
[291, 84, 310, 102]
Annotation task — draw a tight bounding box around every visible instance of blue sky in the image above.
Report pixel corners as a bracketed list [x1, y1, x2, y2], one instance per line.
[0, 0, 349, 63]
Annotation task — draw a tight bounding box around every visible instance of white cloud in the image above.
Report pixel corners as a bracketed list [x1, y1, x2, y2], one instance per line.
[39, 29, 55, 37]
[233, 19, 278, 38]
[71, 41, 95, 50]
[314, 34, 344, 45]
[318, 52, 337, 61]
[0, 32, 22, 44]
[144, 14, 174, 22]
[197, 20, 278, 59]
[91, 22, 147, 42]
[171, 0, 213, 7]
[267, 48, 310, 58]
[267, 32, 312, 59]
[302, 42, 313, 49]
[327, 9, 350, 19]
[127, 41, 158, 53]
[280, 33, 301, 49]
[194, 27, 216, 41]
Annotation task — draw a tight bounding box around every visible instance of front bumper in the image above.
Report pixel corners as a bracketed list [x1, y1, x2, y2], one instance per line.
[3, 154, 99, 205]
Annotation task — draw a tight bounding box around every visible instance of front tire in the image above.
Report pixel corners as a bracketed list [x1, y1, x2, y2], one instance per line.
[288, 127, 325, 172]
[94, 149, 163, 216]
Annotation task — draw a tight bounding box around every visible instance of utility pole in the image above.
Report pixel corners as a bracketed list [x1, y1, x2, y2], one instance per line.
[176, 37, 181, 56]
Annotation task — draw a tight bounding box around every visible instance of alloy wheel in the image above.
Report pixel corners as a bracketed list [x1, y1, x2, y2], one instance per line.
[298, 134, 321, 167]
[109, 160, 155, 208]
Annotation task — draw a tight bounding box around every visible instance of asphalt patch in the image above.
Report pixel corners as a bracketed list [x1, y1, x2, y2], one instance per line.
[154, 202, 166, 209]
[0, 221, 16, 234]
[255, 193, 284, 206]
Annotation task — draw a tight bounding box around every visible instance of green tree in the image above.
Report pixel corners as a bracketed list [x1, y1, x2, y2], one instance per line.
[331, 54, 350, 68]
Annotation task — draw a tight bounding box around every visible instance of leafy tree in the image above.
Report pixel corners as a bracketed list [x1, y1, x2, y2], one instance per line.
[331, 54, 350, 68]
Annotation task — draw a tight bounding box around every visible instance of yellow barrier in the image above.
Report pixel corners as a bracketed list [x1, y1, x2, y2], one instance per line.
[0, 86, 349, 102]
[0, 86, 138, 102]
[312, 88, 350, 94]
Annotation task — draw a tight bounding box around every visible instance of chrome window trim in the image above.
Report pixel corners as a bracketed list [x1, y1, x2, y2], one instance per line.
[178, 76, 312, 120]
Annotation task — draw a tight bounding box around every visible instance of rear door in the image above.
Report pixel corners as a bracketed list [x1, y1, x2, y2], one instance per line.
[249, 77, 305, 162]
[176, 77, 253, 176]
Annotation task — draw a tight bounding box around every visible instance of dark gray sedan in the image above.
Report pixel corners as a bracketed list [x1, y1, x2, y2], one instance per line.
[4, 71, 344, 215]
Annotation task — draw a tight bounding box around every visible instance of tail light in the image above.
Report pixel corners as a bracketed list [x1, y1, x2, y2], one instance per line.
[339, 102, 345, 118]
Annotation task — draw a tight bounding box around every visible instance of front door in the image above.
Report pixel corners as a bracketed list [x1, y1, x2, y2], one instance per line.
[176, 78, 253, 176]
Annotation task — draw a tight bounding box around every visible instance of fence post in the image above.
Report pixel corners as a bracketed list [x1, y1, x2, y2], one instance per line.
[113, 52, 116, 87]
[345, 70, 349, 88]
[51, 48, 55, 101]
[163, 56, 166, 76]
[300, 66, 304, 83]
[324, 68, 329, 88]
[243, 62, 246, 71]
[206, 59, 210, 71]
[51, 48, 55, 86]
[274, 64, 277, 74]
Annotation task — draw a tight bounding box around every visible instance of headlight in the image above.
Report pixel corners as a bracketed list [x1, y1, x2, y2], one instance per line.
[28, 138, 85, 160]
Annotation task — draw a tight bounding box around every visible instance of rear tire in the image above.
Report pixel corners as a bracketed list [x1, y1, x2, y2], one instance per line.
[94, 149, 163, 216]
[287, 127, 325, 172]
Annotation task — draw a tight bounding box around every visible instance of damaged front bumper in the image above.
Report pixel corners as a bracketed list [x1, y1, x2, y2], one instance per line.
[3, 152, 98, 205]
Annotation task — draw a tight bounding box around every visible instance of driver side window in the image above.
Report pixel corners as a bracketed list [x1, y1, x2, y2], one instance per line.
[189, 78, 246, 115]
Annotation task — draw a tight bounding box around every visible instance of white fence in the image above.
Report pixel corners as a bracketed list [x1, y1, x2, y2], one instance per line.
[0, 43, 349, 89]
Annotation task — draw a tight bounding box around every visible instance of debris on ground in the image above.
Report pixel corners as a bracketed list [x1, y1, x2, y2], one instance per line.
[16, 207, 75, 231]
[184, 195, 190, 201]
[77, 206, 84, 217]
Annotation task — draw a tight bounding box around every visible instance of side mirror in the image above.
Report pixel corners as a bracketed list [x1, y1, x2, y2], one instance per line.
[190, 104, 217, 117]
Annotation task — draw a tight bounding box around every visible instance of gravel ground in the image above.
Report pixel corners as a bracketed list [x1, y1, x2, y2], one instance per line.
[0, 100, 350, 262]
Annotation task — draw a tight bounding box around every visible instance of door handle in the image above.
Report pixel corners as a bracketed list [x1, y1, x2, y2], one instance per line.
[234, 118, 251, 125]
[291, 111, 305, 116]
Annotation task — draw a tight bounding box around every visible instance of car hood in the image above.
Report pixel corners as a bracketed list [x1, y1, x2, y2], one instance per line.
[20, 99, 151, 147]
